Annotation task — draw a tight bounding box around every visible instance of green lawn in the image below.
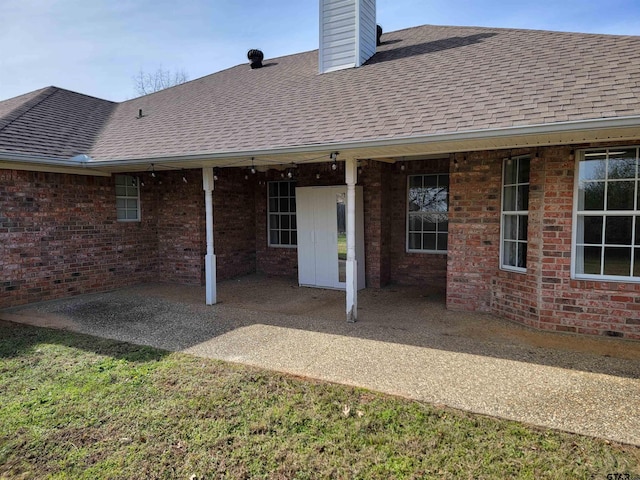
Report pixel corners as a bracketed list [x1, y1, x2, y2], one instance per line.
[338, 232, 347, 260]
[1, 320, 638, 479]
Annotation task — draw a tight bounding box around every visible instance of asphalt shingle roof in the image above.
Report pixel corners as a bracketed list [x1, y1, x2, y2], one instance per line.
[0, 87, 115, 159]
[2, 24, 640, 162]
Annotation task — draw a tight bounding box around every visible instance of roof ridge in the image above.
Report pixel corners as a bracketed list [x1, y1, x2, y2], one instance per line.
[0, 86, 59, 135]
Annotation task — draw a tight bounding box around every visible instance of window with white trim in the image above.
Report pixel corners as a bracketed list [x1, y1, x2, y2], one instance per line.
[115, 174, 140, 222]
[501, 156, 530, 271]
[268, 181, 297, 247]
[407, 174, 449, 253]
[574, 147, 640, 280]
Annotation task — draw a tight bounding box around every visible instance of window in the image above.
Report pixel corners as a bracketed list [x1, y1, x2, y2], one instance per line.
[115, 174, 140, 222]
[407, 174, 449, 252]
[268, 181, 297, 247]
[501, 156, 530, 271]
[574, 147, 640, 280]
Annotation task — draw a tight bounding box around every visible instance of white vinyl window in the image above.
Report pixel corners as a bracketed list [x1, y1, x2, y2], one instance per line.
[115, 174, 140, 222]
[501, 156, 530, 271]
[573, 147, 640, 280]
[407, 174, 449, 253]
[268, 181, 297, 247]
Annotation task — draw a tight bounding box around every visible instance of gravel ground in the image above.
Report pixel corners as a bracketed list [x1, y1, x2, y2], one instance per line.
[3, 274, 640, 445]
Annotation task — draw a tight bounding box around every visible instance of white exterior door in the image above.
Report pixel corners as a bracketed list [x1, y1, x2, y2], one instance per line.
[296, 186, 365, 290]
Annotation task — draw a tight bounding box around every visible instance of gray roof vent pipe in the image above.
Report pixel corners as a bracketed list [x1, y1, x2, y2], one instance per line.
[247, 49, 264, 69]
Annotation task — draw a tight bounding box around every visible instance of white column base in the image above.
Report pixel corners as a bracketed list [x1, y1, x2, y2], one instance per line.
[346, 259, 357, 322]
[205, 253, 217, 305]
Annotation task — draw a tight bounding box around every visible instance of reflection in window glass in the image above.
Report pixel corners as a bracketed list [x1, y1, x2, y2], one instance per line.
[575, 147, 640, 280]
[407, 174, 449, 252]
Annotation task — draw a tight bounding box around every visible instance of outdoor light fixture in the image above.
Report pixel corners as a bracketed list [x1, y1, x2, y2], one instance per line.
[250, 157, 256, 175]
[330, 151, 338, 170]
[329, 152, 338, 170]
[150, 164, 156, 178]
[182, 170, 188, 183]
[505, 150, 513, 165]
[316, 171, 321, 180]
[213, 167, 219, 181]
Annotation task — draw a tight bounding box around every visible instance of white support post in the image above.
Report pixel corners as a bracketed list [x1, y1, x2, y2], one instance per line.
[345, 158, 358, 322]
[203, 167, 217, 305]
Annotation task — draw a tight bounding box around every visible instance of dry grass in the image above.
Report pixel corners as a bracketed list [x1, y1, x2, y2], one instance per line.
[1, 320, 638, 479]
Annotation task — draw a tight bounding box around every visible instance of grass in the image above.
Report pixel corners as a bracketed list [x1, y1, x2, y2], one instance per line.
[1, 321, 638, 479]
[338, 232, 347, 260]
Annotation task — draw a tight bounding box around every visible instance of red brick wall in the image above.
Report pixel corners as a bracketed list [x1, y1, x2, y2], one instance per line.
[156, 169, 206, 284]
[4, 146, 640, 340]
[447, 151, 503, 312]
[491, 152, 542, 327]
[533, 145, 640, 340]
[212, 168, 257, 281]
[359, 160, 391, 288]
[454, 145, 640, 340]
[0, 169, 159, 308]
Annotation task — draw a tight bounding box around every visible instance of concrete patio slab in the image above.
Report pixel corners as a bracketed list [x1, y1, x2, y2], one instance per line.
[2, 274, 640, 446]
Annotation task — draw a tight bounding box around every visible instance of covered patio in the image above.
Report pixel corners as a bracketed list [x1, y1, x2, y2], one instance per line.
[2, 274, 640, 445]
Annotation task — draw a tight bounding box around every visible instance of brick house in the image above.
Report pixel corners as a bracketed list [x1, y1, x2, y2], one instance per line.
[2, 1, 640, 339]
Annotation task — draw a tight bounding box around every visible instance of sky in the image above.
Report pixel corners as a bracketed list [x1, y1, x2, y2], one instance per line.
[1, 0, 639, 102]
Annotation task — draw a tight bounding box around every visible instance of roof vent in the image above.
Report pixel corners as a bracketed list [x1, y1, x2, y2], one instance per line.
[376, 25, 383, 46]
[247, 49, 264, 69]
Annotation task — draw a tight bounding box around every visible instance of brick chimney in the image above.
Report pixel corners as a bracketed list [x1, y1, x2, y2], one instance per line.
[319, 0, 377, 74]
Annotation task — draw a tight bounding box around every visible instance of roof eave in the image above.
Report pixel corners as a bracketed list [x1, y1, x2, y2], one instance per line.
[2, 115, 640, 174]
[0, 151, 111, 176]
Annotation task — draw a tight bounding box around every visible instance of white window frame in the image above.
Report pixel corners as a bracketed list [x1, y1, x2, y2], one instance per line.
[115, 174, 140, 222]
[406, 173, 449, 254]
[267, 180, 297, 248]
[571, 146, 640, 282]
[500, 155, 530, 273]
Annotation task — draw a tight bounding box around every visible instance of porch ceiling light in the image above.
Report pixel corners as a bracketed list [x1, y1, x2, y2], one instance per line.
[330, 151, 339, 170]
[250, 157, 256, 174]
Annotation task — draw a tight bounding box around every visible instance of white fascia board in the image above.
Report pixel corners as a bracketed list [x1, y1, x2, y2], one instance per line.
[0, 151, 111, 176]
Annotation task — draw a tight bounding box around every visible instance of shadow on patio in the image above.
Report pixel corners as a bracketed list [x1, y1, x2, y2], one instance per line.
[3, 273, 639, 380]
